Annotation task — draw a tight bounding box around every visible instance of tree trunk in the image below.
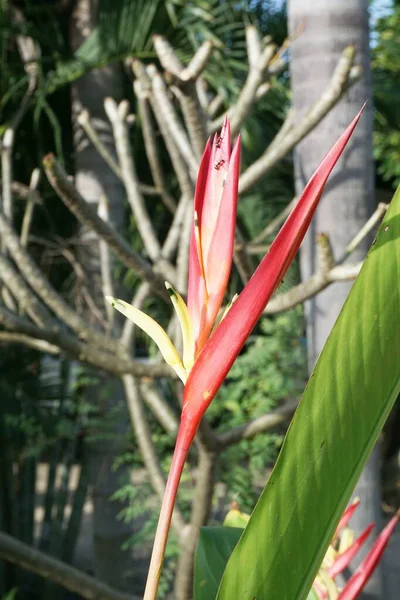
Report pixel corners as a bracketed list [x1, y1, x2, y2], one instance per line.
[69, 0, 133, 591]
[288, 1, 385, 598]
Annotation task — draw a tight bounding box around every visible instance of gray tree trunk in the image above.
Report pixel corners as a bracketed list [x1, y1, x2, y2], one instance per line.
[69, 0, 133, 591]
[288, 1, 385, 598]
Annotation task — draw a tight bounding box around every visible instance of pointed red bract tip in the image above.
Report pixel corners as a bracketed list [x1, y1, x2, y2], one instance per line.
[335, 498, 361, 537]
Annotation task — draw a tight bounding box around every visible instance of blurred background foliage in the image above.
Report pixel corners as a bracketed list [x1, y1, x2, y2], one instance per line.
[1, 0, 399, 598]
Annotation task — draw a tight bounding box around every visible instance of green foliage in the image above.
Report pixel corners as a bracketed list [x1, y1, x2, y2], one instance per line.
[215, 186, 400, 600]
[208, 308, 306, 508]
[194, 527, 242, 600]
[373, 6, 400, 186]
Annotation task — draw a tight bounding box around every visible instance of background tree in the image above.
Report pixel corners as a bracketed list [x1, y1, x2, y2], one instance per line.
[288, 0, 383, 598]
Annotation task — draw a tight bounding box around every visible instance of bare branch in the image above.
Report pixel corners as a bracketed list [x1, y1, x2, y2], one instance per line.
[122, 374, 185, 533]
[77, 109, 159, 198]
[338, 202, 388, 263]
[0, 305, 175, 379]
[42, 154, 168, 299]
[1, 128, 15, 225]
[152, 34, 184, 78]
[176, 201, 193, 291]
[140, 379, 179, 436]
[132, 63, 194, 201]
[98, 195, 116, 326]
[229, 41, 277, 136]
[77, 109, 122, 178]
[121, 281, 151, 347]
[239, 46, 359, 194]
[0, 531, 138, 600]
[104, 98, 166, 265]
[265, 234, 362, 316]
[135, 83, 177, 214]
[0, 332, 60, 354]
[20, 168, 41, 248]
[147, 65, 199, 178]
[208, 93, 224, 119]
[0, 255, 53, 326]
[216, 398, 298, 447]
[0, 214, 119, 351]
[181, 41, 214, 82]
[162, 193, 190, 261]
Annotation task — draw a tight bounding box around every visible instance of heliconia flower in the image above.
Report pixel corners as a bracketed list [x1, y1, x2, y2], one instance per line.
[338, 511, 399, 600]
[107, 108, 365, 600]
[107, 117, 240, 383]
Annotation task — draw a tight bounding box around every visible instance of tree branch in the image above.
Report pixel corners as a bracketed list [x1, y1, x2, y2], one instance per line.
[239, 46, 359, 194]
[0, 531, 139, 600]
[122, 374, 185, 533]
[216, 398, 298, 447]
[0, 306, 175, 379]
[135, 83, 177, 214]
[0, 214, 119, 351]
[0, 332, 60, 354]
[42, 154, 168, 299]
[104, 98, 166, 265]
[140, 379, 179, 436]
[147, 65, 199, 178]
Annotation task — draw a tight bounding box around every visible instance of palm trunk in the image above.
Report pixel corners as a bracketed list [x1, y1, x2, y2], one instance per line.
[288, 1, 384, 597]
[69, 0, 132, 591]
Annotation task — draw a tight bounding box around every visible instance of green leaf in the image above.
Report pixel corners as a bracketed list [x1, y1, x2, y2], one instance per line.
[194, 527, 242, 600]
[216, 189, 400, 600]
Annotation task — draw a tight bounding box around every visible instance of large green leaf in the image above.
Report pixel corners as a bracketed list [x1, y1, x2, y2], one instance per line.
[194, 527, 242, 600]
[216, 188, 400, 599]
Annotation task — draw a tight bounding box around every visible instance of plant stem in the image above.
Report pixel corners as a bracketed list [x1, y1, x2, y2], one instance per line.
[143, 422, 194, 600]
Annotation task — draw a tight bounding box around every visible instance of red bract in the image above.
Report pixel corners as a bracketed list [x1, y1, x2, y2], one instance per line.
[338, 512, 399, 599]
[328, 523, 374, 578]
[187, 117, 241, 355]
[335, 497, 361, 538]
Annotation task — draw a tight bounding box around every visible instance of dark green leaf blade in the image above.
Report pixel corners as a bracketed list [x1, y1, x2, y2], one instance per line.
[216, 188, 400, 600]
[194, 527, 242, 600]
